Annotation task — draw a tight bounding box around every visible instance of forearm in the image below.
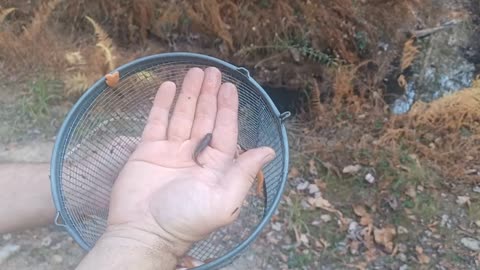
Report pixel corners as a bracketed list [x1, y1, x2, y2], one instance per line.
[77, 225, 184, 270]
[0, 163, 55, 233]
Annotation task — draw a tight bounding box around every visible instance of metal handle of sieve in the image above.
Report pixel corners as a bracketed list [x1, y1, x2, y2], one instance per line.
[236, 67, 251, 78]
[54, 212, 67, 228]
[280, 111, 291, 123]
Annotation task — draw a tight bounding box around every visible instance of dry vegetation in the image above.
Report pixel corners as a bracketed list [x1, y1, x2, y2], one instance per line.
[0, 0, 478, 186]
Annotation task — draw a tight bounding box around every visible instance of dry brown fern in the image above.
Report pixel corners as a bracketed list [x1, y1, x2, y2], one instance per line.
[0, 7, 16, 24]
[400, 38, 419, 72]
[23, 0, 61, 40]
[85, 15, 116, 73]
[64, 73, 90, 96]
[332, 66, 362, 113]
[310, 79, 323, 117]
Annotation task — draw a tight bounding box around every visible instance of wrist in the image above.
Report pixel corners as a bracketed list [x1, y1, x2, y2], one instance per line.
[103, 223, 192, 257]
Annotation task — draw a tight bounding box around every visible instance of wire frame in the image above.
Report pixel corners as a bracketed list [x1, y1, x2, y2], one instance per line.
[50, 53, 289, 269]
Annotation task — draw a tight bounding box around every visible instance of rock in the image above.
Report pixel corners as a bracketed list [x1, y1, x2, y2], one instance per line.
[311, 220, 321, 226]
[473, 186, 480, 193]
[440, 214, 449, 228]
[271, 222, 282, 232]
[320, 214, 332, 223]
[364, 173, 375, 184]
[391, 22, 476, 114]
[461, 237, 480, 251]
[397, 243, 408, 253]
[0, 244, 20, 265]
[475, 220, 480, 228]
[342, 165, 362, 174]
[397, 253, 407, 262]
[41, 236, 52, 247]
[308, 184, 320, 194]
[416, 185, 424, 192]
[296, 181, 309, 191]
[399, 264, 409, 270]
[2, 234, 11, 241]
[398, 226, 409, 234]
[52, 254, 63, 264]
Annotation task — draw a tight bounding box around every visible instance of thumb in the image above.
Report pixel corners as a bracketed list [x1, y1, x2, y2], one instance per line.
[222, 147, 276, 204]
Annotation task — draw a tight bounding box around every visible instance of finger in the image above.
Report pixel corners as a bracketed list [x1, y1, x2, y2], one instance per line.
[168, 68, 204, 141]
[222, 147, 275, 205]
[141, 82, 176, 142]
[191, 67, 222, 138]
[211, 82, 238, 156]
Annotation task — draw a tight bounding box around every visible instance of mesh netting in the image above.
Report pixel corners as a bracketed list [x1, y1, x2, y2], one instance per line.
[51, 53, 288, 269]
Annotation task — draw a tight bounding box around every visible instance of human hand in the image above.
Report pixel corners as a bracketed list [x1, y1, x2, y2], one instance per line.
[106, 67, 276, 256]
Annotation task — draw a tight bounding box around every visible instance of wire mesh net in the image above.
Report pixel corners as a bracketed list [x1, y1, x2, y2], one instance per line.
[52, 54, 288, 268]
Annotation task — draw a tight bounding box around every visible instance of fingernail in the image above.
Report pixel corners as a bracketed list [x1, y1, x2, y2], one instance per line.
[263, 148, 276, 163]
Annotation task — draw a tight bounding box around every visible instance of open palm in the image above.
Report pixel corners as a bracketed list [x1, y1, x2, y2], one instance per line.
[107, 67, 275, 253]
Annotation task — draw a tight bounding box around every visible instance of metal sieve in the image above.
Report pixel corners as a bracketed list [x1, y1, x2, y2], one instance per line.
[50, 52, 290, 269]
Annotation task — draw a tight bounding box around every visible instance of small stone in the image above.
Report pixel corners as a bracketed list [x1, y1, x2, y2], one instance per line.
[271, 222, 282, 232]
[52, 254, 63, 264]
[342, 165, 362, 174]
[398, 226, 409, 234]
[296, 181, 309, 191]
[473, 186, 480, 193]
[41, 236, 52, 247]
[311, 220, 321, 226]
[440, 214, 449, 228]
[397, 253, 407, 262]
[320, 214, 332, 223]
[299, 234, 309, 246]
[51, 242, 62, 250]
[461, 237, 480, 251]
[475, 220, 480, 227]
[424, 230, 432, 237]
[313, 192, 322, 198]
[2, 234, 11, 241]
[441, 193, 447, 198]
[399, 264, 409, 270]
[308, 184, 320, 194]
[364, 173, 375, 184]
[0, 244, 20, 265]
[300, 199, 311, 210]
[416, 185, 424, 192]
[397, 243, 408, 253]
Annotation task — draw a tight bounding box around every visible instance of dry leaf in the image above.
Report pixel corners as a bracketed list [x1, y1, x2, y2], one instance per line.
[256, 170, 265, 197]
[360, 215, 373, 226]
[397, 74, 407, 88]
[373, 225, 396, 253]
[456, 195, 471, 206]
[321, 161, 341, 177]
[416, 246, 431, 264]
[353, 205, 368, 217]
[299, 234, 309, 246]
[349, 240, 360, 255]
[308, 196, 332, 208]
[288, 167, 300, 178]
[405, 185, 417, 199]
[315, 179, 327, 190]
[309, 159, 318, 176]
[342, 164, 362, 174]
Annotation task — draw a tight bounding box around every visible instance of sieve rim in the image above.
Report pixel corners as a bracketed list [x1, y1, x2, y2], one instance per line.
[50, 52, 289, 269]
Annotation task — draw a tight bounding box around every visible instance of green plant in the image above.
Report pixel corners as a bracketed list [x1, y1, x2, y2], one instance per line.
[20, 79, 60, 123]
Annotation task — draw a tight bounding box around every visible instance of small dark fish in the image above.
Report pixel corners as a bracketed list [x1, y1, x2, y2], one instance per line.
[193, 133, 212, 167]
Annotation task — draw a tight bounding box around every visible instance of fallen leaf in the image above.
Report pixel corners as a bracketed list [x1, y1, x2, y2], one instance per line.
[416, 246, 431, 264]
[308, 184, 320, 194]
[342, 164, 362, 174]
[360, 215, 373, 226]
[288, 167, 300, 178]
[308, 196, 333, 208]
[105, 71, 120, 87]
[309, 159, 318, 176]
[349, 240, 360, 255]
[256, 170, 264, 197]
[405, 185, 417, 199]
[321, 161, 341, 178]
[296, 181, 309, 191]
[299, 234, 309, 246]
[353, 205, 368, 217]
[456, 195, 471, 206]
[374, 225, 396, 253]
[315, 179, 327, 190]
